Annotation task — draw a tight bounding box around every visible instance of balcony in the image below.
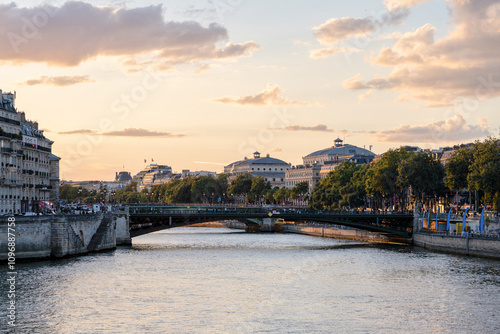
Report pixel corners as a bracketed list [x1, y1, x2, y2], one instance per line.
[0, 178, 22, 187]
[1, 147, 12, 154]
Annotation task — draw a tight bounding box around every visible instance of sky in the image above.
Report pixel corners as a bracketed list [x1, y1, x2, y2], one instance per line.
[0, 0, 499, 181]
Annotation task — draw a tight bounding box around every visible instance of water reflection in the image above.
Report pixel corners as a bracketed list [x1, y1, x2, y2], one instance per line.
[1, 227, 499, 333]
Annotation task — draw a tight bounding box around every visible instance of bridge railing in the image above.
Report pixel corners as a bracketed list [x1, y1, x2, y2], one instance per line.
[127, 205, 414, 216]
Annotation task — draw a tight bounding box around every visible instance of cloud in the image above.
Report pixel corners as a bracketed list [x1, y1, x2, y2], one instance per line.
[269, 147, 282, 153]
[281, 124, 333, 132]
[58, 128, 183, 137]
[365, 114, 490, 143]
[346, 1, 500, 106]
[193, 161, 228, 166]
[384, 0, 432, 12]
[102, 128, 184, 137]
[193, 64, 210, 74]
[20, 75, 95, 86]
[58, 129, 98, 135]
[214, 84, 309, 106]
[0, 2, 258, 68]
[313, 17, 375, 44]
[309, 0, 434, 59]
[309, 46, 359, 59]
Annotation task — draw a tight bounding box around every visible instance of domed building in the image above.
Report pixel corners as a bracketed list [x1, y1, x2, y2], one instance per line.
[286, 138, 375, 191]
[224, 152, 291, 188]
[115, 171, 132, 182]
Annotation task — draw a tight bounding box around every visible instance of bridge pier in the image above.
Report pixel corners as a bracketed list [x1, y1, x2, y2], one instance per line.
[245, 224, 261, 233]
[115, 209, 132, 246]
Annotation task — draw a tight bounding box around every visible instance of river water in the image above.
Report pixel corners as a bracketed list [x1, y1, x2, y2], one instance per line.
[2, 227, 500, 333]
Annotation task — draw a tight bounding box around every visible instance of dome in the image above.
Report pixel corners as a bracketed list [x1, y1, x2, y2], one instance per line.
[305, 143, 375, 158]
[116, 171, 132, 182]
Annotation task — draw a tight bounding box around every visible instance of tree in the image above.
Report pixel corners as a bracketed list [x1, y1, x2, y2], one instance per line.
[191, 175, 227, 203]
[247, 176, 271, 203]
[365, 147, 412, 198]
[274, 187, 291, 204]
[445, 147, 474, 206]
[397, 152, 445, 209]
[445, 147, 474, 191]
[468, 137, 500, 210]
[228, 173, 253, 197]
[291, 181, 309, 200]
[309, 161, 366, 210]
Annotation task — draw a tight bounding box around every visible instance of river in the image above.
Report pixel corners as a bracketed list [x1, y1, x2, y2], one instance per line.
[2, 227, 499, 333]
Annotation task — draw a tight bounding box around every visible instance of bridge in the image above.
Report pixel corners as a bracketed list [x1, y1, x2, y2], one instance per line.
[127, 205, 414, 240]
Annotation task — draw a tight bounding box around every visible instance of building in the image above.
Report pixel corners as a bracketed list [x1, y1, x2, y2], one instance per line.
[133, 163, 173, 191]
[49, 153, 61, 206]
[0, 90, 58, 214]
[224, 152, 291, 188]
[115, 171, 132, 183]
[286, 138, 375, 192]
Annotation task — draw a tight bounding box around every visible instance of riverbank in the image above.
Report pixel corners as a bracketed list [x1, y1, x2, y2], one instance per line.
[413, 232, 500, 259]
[278, 223, 399, 243]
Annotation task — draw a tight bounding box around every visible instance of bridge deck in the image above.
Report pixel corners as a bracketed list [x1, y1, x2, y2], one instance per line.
[128, 206, 414, 238]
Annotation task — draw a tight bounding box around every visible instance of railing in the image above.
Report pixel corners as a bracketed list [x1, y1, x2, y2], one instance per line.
[128, 205, 413, 216]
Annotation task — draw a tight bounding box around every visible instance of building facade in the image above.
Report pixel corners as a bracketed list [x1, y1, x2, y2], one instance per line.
[286, 138, 375, 192]
[0, 90, 58, 214]
[224, 152, 291, 188]
[133, 163, 173, 191]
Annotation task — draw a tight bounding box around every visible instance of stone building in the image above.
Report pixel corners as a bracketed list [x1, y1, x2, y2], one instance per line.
[286, 138, 375, 192]
[133, 163, 172, 191]
[0, 90, 58, 214]
[49, 153, 61, 206]
[224, 152, 291, 188]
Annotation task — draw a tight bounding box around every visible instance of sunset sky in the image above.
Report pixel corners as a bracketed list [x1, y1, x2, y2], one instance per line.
[1, 0, 498, 181]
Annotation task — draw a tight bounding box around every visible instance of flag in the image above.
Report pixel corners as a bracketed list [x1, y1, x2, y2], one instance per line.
[480, 206, 486, 233]
[446, 208, 452, 231]
[462, 208, 469, 232]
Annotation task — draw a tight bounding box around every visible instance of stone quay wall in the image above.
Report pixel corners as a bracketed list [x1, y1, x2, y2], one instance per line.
[413, 232, 500, 259]
[280, 223, 391, 243]
[0, 214, 118, 261]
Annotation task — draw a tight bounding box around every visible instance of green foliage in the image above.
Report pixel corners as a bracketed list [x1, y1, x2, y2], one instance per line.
[397, 152, 445, 198]
[245, 176, 272, 203]
[309, 161, 367, 210]
[445, 147, 474, 191]
[291, 181, 309, 199]
[365, 147, 413, 197]
[467, 137, 500, 210]
[274, 187, 291, 204]
[227, 173, 253, 196]
[59, 184, 91, 202]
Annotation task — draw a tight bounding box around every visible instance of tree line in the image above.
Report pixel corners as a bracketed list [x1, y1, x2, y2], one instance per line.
[309, 137, 500, 212]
